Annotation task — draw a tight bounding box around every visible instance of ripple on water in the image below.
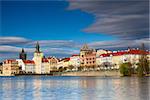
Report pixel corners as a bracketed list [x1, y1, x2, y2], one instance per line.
[0, 76, 149, 100]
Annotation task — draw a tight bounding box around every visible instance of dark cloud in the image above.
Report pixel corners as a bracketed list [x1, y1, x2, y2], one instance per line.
[68, 0, 149, 40]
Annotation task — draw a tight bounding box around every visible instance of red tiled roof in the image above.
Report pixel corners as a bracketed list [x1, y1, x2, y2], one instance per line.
[61, 58, 70, 62]
[71, 54, 79, 57]
[100, 49, 150, 57]
[42, 58, 49, 63]
[23, 60, 35, 64]
[47, 57, 52, 59]
[3, 59, 17, 64]
[66, 58, 70, 61]
[100, 54, 111, 57]
[128, 49, 149, 55]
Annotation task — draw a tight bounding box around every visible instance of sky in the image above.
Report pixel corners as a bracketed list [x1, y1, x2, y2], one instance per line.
[0, 0, 149, 61]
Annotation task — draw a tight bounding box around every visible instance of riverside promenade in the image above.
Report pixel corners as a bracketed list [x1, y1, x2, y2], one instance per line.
[62, 70, 121, 77]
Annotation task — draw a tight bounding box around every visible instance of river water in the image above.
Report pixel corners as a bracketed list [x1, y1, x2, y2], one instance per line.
[0, 76, 149, 100]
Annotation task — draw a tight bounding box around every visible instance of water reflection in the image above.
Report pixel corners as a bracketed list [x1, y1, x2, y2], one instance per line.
[0, 76, 149, 100]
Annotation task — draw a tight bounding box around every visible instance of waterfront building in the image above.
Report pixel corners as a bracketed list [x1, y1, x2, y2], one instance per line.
[80, 44, 96, 70]
[56, 58, 70, 70]
[16, 59, 26, 72]
[57, 60, 64, 70]
[96, 49, 112, 57]
[33, 42, 44, 74]
[96, 48, 150, 70]
[41, 58, 49, 74]
[63, 58, 70, 68]
[23, 60, 35, 73]
[47, 56, 59, 71]
[69, 54, 80, 70]
[96, 53, 113, 70]
[2, 59, 19, 76]
[19, 48, 27, 60]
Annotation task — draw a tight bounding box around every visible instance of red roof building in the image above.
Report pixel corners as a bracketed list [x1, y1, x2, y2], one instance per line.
[42, 58, 49, 63]
[23, 60, 35, 64]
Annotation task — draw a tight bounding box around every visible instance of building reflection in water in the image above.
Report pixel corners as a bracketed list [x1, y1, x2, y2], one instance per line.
[33, 77, 42, 100]
[0, 76, 149, 100]
[79, 77, 98, 100]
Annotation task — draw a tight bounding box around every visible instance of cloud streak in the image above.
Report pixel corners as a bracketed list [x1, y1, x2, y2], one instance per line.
[0, 36, 31, 46]
[0, 36, 80, 61]
[0, 36, 149, 62]
[68, 0, 149, 40]
[88, 38, 150, 50]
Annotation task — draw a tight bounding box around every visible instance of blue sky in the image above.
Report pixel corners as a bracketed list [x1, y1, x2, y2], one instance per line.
[0, 0, 149, 61]
[1, 1, 116, 42]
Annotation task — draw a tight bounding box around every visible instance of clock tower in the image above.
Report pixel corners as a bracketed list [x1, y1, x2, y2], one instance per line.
[33, 42, 43, 74]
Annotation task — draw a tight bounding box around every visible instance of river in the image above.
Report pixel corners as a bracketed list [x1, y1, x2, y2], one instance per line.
[0, 76, 149, 100]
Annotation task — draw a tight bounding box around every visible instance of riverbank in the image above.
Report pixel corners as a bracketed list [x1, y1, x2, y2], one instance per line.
[1, 71, 149, 77]
[61, 70, 121, 77]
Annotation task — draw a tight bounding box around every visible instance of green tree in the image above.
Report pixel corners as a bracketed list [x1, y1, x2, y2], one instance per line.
[137, 43, 150, 76]
[119, 62, 132, 76]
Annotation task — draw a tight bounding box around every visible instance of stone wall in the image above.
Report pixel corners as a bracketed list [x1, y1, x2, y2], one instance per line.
[62, 70, 121, 77]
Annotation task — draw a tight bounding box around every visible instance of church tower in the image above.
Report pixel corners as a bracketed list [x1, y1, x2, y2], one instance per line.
[19, 48, 27, 60]
[33, 42, 43, 74]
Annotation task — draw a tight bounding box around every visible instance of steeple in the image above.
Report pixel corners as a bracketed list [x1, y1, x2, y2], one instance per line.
[35, 41, 40, 52]
[19, 48, 27, 60]
[81, 44, 89, 51]
[22, 48, 25, 53]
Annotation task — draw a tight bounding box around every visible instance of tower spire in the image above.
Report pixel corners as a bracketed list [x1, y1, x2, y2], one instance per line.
[35, 41, 40, 52]
[22, 48, 24, 53]
[19, 48, 27, 60]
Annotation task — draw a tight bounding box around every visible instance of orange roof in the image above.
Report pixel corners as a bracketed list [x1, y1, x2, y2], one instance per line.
[23, 60, 35, 64]
[3, 59, 17, 64]
[42, 58, 49, 63]
[71, 54, 79, 57]
[100, 49, 150, 57]
[61, 58, 70, 62]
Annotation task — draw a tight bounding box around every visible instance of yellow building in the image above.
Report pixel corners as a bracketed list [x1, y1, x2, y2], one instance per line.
[41, 58, 50, 74]
[80, 44, 96, 70]
[69, 55, 80, 70]
[2, 59, 19, 76]
[96, 49, 150, 70]
[47, 56, 58, 71]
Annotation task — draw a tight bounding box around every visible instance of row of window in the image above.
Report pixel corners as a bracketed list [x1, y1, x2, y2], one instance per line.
[86, 58, 95, 60]
[82, 61, 95, 64]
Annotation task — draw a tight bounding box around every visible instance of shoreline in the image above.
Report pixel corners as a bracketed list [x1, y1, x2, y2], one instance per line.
[61, 70, 121, 77]
[0, 71, 149, 77]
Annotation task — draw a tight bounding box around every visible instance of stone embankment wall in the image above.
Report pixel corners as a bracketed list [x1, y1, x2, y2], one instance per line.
[62, 70, 121, 77]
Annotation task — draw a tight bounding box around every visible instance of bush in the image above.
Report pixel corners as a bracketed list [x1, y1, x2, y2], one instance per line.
[136, 65, 144, 77]
[119, 62, 132, 76]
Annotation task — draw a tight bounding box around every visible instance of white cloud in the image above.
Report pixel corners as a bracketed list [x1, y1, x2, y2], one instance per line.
[0, 36, 31, 45]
